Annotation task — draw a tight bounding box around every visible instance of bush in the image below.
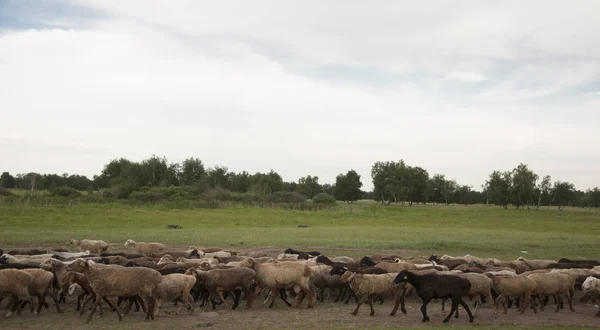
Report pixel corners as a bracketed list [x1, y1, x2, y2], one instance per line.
[109, 183, 136, 199]
[268, 191, 307, 204]
[312, 192, 336, 205]
[201, 187, 232, 201]
[129, 190, 167, 202]
[0, 187, 14, 197]
[50, 186, 81, 198]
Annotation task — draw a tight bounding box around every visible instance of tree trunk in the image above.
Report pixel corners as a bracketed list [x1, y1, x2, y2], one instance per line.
[409, 201, 413, 206]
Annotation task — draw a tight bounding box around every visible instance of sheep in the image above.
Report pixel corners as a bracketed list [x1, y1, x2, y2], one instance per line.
[188, 246, 224, 253]
[154, 273, 197, 316]
[339, 271, 407, 317]
[66, 258, 162, 322]
[0, 254, 47, 265]
[16, 268, 62, 315]
[441, 272, 495, 318]
[187, 267, 256, 310]
[516, 257, 556, 270]
[238, 257, 313, 309]
[214, 256, 246, 264]
[428, 255, 468, 270]
[492, 261, 529, 274]
[66, 239, 109, 254]
[0, 269, 36, 317]
[47, 250, 90, 260]
[330, 256, 356, 263]
[558, 258, 600, 266]
[527, 272, 575, 312]
[375, 261, 417, 273]
[196, 250, 232, 258]
[487, 274, 537, 315]
[58, 271, 116, 314]
[582, 276, 600, 291]
[277, 253, 299, 261]
[394, 270, 474, 323]
[124, 240, 166, 257]
[284, 248, 321, 257]
[582, 287, 600, 316]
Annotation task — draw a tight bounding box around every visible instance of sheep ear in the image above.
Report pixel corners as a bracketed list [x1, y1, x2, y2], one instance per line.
[403, 275, 408, 279]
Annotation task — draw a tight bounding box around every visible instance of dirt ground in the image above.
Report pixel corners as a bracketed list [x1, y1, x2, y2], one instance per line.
[1, 245, 599, 329]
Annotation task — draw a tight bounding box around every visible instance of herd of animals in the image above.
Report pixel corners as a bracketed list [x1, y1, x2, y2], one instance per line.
[1, 238, 600, 324]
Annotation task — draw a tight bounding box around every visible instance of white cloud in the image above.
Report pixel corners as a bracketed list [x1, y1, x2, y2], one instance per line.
[442, 72, 486, 83]
[0, 1, 599, 191]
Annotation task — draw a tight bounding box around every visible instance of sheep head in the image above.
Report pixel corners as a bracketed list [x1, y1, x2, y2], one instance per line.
[0, 254, 7, 264]
[339, 271, 355, 283]
[238, 257, 255, 269]
[393, 270, 412, 284]
[66, 258, 88, 272]
[66, 239, 75, 245]
[124, 239, 135, 247]
[40, 258, 58, 271]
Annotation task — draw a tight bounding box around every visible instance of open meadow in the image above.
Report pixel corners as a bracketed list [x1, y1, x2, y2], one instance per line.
[1, 202, 599, 329]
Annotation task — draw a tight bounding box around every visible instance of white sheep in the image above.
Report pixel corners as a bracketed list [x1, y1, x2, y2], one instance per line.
[516, 257, 555, 270]
[339, 271, 407, 317]
[239, 257, 314, 309]
[124, 239, 166, 257]
[48, 250, 90, 260]
[66, 239, 109, 254]
[582, 276, 600, 292]
[197, 250, 231, 258]
[154, 273, 196, 316]
[527, 272, 576, 312]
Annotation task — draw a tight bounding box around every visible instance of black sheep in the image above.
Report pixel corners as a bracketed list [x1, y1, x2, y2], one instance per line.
[284, 248, 321, 257]
[394, 270, 474, 323]
[557, 258, 600, 266]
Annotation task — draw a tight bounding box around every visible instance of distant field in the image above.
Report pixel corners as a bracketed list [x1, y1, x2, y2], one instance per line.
[1, 202, 598, 260]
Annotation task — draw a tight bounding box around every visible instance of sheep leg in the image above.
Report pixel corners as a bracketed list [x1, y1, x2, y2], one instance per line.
[596, 306, 600, 317]
[231, 290, 242, 310]
[45, 288, 62, 313]
[367, 295, 376, 316]
[443, 296, 460, 323]
[145, 296, 156, 320]
[458, 297, 475, 323]
[420, 298, 432, 322]
[280, 289, 292, 307]
[487, 290, 496, 318]
[351, 295, 368, 316]
[440, 297, 448, 316]
[554, 293, 563, 313]
[566, 290, 575, 312]
[243, 284, 255, 310]
[334, 288, 345, 302]
[216, 290, 231, 309]
[493, 293, 505, 315]
[389, 290, 407, 316]
[87, 295, 103, 323]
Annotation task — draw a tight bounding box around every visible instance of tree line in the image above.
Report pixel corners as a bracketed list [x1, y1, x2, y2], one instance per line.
[1, 156, 599, 209]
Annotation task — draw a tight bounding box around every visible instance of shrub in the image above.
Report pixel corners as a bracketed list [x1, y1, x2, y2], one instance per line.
[109, 183, 136, 199]
[312, 192, 336, 205]
[268, 191, 307, 204]
[0, 187, 14, 197]
[129, 190, 167, 202]
[50, 185, 81, 198]
[201, 187, 232, 201]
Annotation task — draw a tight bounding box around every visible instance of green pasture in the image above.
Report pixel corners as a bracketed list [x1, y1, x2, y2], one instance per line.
[1, 202, 598, 260]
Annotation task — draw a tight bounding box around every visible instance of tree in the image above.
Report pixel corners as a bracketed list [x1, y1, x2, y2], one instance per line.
[427, 174, 446, 204]
[583, 188, 600, 209]
[535, 175, 552, 210]
[26, 172, 41, 194]
[371, 160, 411, 204]
[206, 165, 229, 189]
[250, 170, 283, 195]
[488, 170, 512, 209]
[179, 157, 205, 186]
[408, 166, 428, 205]
[551, 181, 575, 210]
[334, 170, 363, 203]
[510, 163, 538, 209]
[0, 172, 16, 188]
[295, 175, 322, 199]
[441, 179, 457, 205]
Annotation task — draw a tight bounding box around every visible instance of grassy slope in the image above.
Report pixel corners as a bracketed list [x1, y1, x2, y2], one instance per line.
[1, 202, 598, 260]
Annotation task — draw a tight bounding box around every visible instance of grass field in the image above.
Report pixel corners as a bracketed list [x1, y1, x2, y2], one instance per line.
[1, 202, 598, 260]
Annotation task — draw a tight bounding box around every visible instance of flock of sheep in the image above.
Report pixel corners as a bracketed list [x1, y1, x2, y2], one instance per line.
[1, 238, 600, 325]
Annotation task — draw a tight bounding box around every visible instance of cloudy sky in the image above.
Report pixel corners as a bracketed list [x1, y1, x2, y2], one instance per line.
[1, 0, 599, 191]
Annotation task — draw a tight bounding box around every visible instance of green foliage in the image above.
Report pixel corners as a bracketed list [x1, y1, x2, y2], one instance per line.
[201, 187, 232, 201]
[178, 157, 205, 186]
[0, 187, 14, 196]
[312, 192, 336, 205]
[334, 170, 363, 203]
[269, 191, 307, 203]
[1, 172, 16, 188]
[511, 163, 538, 208]
[551, 181, 576, 210]
[295, 175, 322, 198]
[487, 170, 512, 208]
[50, 185, 81, 198]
